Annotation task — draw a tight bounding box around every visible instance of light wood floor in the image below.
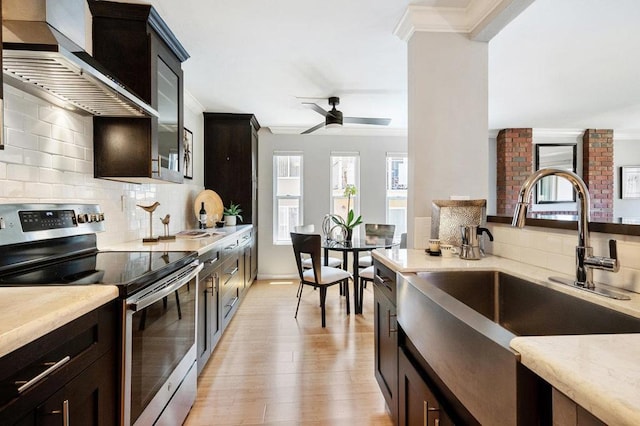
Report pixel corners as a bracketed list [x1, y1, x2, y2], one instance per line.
[185, 279, 394, 425]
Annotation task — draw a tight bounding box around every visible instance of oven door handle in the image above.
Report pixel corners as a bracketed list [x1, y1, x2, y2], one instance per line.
[128, 262, 203, 312]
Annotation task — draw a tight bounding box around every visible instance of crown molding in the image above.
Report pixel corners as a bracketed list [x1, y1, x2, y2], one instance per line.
[394, 0, 531, 42]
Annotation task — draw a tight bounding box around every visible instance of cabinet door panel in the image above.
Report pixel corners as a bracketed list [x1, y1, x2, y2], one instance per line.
[374, 286, 397, 421]
[398, 348, 454, 426]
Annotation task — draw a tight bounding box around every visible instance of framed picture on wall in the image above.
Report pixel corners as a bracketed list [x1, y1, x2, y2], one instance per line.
[183, 128, 193, 179]
[621, 166, 640, 199]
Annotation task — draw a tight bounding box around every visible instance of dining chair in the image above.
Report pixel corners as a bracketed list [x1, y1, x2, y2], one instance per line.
[358, 224, 396, 268]
[294, 224, 342, 269]
[291, 232, 352, 327]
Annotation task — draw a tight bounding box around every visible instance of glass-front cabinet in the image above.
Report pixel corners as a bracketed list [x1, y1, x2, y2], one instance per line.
[90, 1, 189, 183]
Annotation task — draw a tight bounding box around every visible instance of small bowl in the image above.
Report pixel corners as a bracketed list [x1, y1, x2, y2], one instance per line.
[215, 221, 225, 228]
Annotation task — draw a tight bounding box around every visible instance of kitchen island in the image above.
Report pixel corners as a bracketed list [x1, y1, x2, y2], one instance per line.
[373, 248, 640, 425]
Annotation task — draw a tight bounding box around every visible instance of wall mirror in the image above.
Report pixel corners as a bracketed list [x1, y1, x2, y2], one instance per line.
[535, 144, 577, 204]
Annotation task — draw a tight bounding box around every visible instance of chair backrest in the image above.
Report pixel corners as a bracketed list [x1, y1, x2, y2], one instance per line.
[364, 224, 396, 244]
[290, 232, 322, 283]
[294, 224, 315, 233]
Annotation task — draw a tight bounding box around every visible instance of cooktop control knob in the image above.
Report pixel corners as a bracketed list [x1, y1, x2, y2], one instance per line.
[98, 213, 105, 222]
[77, 213, 88, 223]
[0, 217, 5, 229]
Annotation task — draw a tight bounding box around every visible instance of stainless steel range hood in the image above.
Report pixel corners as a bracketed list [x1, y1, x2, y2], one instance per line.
[2, 0, 158, 118]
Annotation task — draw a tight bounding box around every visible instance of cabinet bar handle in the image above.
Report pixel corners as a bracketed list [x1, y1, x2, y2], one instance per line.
[423, 401, 427, 426]
[387, 311, 397, 337]
[225, 296, 239, 309]
[50, 400, 70, 426]
[15, 356, 70, 394]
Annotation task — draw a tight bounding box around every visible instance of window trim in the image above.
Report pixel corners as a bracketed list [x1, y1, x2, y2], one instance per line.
[273, 152, 303, 245]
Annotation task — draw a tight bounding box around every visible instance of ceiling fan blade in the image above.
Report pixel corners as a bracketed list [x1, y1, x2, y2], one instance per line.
[302, 102, 328, 117]
[301, 121, 326, 134]
[344, 117, 392, 126]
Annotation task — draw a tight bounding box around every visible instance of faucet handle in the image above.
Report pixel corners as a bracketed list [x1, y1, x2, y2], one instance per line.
[609, 239, 618, 260]
[584, 239, 619, 273]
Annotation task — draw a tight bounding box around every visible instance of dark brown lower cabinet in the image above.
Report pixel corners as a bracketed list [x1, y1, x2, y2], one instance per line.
[398, 348, 454, 426]
[374, 281, 397, 421]
[15, 351, 116, 426]
[0, 302, 117, 425]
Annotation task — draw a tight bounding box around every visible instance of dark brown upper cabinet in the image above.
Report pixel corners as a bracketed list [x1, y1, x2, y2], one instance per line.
[89, 1, 189, 183]
[204, 113, 260, 225]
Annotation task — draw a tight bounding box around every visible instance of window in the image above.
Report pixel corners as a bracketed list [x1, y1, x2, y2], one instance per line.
[273, 153, 302, 244]
[386, 154, 408, 235]
[330, 153, 360, 220]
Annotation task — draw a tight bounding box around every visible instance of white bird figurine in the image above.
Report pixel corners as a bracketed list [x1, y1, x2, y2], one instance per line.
[160, 214, 171, 237]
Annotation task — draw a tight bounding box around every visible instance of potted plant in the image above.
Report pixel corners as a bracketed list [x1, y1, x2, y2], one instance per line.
[223, 202, 243, 226]
[331, 184, 362, 242]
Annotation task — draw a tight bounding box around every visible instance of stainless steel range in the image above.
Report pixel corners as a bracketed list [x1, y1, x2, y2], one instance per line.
[0, 203, 202, 425]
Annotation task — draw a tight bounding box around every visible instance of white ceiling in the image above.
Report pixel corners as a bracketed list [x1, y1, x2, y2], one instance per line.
[144, 0, 640, 134]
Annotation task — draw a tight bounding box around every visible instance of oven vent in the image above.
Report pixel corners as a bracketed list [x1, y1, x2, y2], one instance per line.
[2, 0, 158, 117]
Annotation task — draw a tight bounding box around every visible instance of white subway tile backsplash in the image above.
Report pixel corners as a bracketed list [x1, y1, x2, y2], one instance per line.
[1, 180, 26, 197]
[39, 137, 65, 155]
[24, 182, 57, 198]
[1, 85, 203, 248]
[51, 155, 76, 172]
[4, 109, 24, 130]
[39, 168, 64, 184]
[24, 117, 52, 138]
[51, 125, 75, 144]
[488, 223, 640, 294]
[5, 91, 39, 117]
[63, 143, 85, 160]
[75, 159, 93, 175]
[23, 149, 52, 168]
[6, 128, 38, 150]
[38, 107, 84, 134]
[74, 130, 91, 147]
[7, 164, 38, 182]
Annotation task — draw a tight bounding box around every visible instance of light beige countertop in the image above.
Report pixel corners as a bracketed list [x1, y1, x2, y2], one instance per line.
[511, 335, 640, 426]
[103, 224, 253, 255]
[373, 248, 640, 425]
[0, 225, 252, 360]
[0, 285, 118, 358]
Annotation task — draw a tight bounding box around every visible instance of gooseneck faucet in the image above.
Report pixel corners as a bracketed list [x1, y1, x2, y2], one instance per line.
[512, 168, 619, 289]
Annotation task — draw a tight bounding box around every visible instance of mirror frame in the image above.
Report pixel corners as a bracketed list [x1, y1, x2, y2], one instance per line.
[534, 144, 577, 204]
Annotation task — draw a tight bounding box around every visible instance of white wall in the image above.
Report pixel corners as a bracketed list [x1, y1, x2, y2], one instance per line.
[257, 131, 407, 279]
[614, 137, 640, 220]
[0, 84, 205, 248]
[407, 32, 489, 248]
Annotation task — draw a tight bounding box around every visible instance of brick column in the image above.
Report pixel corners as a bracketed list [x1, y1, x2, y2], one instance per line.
[582, 129, 614, 221]
[496, 128, 533, 216]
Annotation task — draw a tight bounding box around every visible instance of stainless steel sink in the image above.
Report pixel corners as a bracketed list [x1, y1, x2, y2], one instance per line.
[398, 270, 640, 425]
[416, 270, 640, 336]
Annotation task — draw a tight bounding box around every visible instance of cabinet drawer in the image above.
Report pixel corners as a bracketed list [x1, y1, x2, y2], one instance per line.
[373, 260, 396, 305]
[0, 302, 117, 423]
[199, 248, 222, 277]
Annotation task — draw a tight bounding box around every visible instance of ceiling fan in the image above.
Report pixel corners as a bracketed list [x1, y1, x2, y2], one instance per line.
[301, 96, 391, 134]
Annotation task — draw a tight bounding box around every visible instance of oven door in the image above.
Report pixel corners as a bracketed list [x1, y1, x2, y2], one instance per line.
[122, 261, 203, 426]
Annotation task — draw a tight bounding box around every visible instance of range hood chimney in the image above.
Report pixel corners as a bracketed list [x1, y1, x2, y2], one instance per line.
[2, 0, 157, 117]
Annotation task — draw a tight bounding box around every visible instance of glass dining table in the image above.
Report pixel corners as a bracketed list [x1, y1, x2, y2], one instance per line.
[322, 238, 398, 314]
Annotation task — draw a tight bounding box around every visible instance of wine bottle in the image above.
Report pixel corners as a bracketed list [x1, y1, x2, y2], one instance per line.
[199, 202, 207, 229]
